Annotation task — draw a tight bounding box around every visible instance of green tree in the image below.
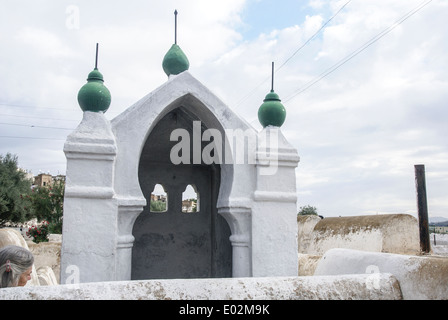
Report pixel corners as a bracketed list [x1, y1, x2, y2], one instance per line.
[150, 200, 167, 212]
[298, 205, 318, 216]
[0, 153, 33, 226]
[24, 179, 65, 234]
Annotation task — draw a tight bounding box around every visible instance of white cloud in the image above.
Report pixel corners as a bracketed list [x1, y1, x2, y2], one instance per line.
[15, 27, 76, 58]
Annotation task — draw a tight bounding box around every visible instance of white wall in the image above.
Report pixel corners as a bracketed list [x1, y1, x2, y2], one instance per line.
[298, 214, 420, 255]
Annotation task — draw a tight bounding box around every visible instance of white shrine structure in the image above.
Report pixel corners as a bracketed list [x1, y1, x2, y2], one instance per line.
[60, 31, 300, 283]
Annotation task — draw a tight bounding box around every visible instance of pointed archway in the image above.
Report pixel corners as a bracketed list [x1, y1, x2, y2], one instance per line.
[131, 106, 232, 279]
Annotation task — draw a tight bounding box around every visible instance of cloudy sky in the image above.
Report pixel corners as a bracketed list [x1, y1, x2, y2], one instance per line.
[0, 0, 447, 219]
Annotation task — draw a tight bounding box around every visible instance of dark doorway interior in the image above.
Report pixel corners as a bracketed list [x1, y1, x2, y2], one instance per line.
[132, 107, 232, 280]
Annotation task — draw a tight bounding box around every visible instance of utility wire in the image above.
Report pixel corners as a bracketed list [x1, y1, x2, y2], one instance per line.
[283, 0, 433, 103]
[0, 119, 76, 141]
[0, 102, 120, 115]
[0, 102, 74, 111]
[0, 136, 67, 141]
[275, 0, 352, 73]
[0, 113, 81, 122]
[0, 122, 75, 130]
[235, 0, 352, 107]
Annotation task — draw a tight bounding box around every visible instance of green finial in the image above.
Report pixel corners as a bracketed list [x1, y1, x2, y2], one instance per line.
[258, 62, 286, 127]
[77, 43, 111, 113]
[162, 10, 190, 77]
[162, 44, 190, 76]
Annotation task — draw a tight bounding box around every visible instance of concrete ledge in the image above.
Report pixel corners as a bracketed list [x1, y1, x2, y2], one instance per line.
[314, 248, 448, 300]
[0, 274, 402, 300]
[303, 214, 420, 255]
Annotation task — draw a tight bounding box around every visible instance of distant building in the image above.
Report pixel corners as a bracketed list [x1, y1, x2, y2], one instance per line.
[33, 173, 66, 187]
[182, 199, 197, 213]
[18, 168, 34, 182]
[33, 173, 53, 187]
[53, 175, 66, 182]
[433, 226, 448, 234]
[150, 194, 166, 203]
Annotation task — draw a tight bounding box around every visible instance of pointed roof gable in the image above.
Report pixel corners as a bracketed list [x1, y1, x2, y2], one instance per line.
[111, 71, 256, 198]
[112, 71, 254, 137]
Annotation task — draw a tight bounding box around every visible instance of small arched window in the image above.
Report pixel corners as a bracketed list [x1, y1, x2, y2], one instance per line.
[181, 184, 199, 213]
[150, 184, 168, 213]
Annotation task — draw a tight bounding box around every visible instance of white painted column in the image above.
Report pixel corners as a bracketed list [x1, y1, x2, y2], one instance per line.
[61, 112, 118, 284]
[252, 126, 300, 277]
[218, 204, 252, 277]
[229, 234, 251, 277]
[115, 198, 145, 280]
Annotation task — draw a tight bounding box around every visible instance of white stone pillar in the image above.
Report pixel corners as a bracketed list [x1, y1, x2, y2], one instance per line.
[229, 234, 251, 277]
[115, 198, 145, 280]
[252, 126, 300, 277]
[61, 112, 118, 284]
[218, 203, 252, 277]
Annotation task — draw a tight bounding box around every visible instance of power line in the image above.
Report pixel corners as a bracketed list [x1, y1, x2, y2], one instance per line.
[235, 0, 352, 107]
[0, 121, 75, 140]
[283, 0, 433, 102]
[0, 136, 67, 141]
[275, 0, 352, 73]
[0, 102, 120, 114]
[0, 102, 76, 111]
[0, 113, 81, 122]
[0, 122, 75, 130]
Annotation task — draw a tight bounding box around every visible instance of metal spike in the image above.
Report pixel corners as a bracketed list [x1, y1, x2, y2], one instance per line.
[95, 43, 99, 69]
[174, 10, 178, 44]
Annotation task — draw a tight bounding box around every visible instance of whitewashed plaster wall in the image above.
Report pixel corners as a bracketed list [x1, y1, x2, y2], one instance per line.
[61, 112, 118, 283]
[298, 214, 420, 256]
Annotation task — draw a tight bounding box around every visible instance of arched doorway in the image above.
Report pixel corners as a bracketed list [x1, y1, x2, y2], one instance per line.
[131, 107, 232, 279]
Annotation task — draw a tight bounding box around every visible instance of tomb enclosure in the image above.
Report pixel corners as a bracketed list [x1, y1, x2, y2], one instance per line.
[60, 36, 300, 284]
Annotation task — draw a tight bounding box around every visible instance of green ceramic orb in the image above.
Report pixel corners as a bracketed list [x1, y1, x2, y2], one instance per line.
[77, 68, 111, 113]
[258, 90, 286, 127]
[162, 44, 190, 76]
